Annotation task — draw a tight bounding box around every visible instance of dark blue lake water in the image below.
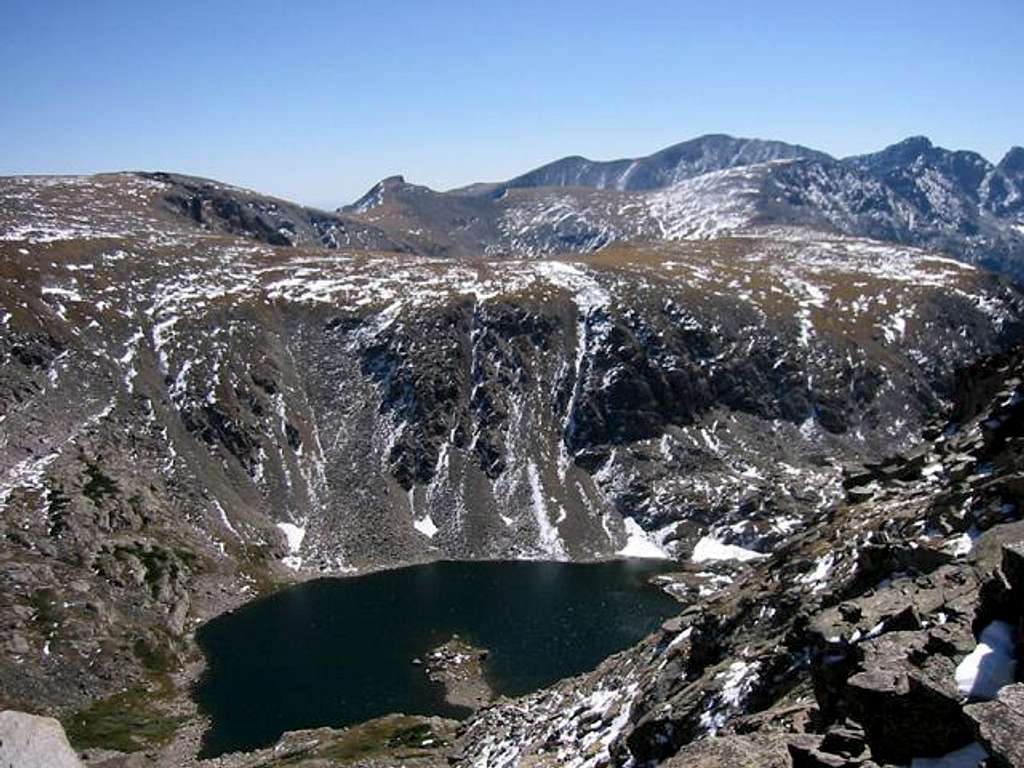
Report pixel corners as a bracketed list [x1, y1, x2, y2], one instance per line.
[194, 559, 679, 757]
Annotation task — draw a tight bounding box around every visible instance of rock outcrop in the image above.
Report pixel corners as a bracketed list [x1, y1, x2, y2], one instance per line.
[0, 710, 83, 768]
[966, 684, 1024, 768]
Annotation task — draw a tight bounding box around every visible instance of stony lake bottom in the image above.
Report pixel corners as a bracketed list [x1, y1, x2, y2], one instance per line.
[193, 559, 680, 757]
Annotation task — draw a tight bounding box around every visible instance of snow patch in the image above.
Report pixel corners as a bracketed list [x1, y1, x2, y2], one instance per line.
[526, 461, 567, 558]
[691, 536, 766, 563]
[276, 521, 306, 571]
[947, 527, 980, 557]
[213, 500, 241, 541]
[617, 517, 669, 559]
[800, 552, 835, 591]
[699, 660, 761, 734]
[414, 514, 439, 538]
[955, 620, 1017, 700]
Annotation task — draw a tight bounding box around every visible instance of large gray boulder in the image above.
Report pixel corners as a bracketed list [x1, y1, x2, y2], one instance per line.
[843, 631, 973, 763]
[661, 733, 797, 767]
[0, 710, 82, 768]
[965, 683, 1024, 768]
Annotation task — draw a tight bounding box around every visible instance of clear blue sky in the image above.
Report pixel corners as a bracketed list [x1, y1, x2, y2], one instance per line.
[1, 0, 1021, 209]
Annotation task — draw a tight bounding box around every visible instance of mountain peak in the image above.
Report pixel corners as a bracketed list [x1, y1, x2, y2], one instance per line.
[844, 135, 937, 176]
[341, 175, 415, 213]
[888, 135, 934, 158]
[897, 134, 932, 147]
[999, 146, 1024, 175]
[503, 134, 830, 193]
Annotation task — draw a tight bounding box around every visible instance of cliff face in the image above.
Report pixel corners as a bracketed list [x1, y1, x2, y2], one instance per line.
[1, 172, 1024, 765]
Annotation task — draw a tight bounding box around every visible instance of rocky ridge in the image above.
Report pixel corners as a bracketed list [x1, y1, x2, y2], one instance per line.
[345, 135, 1024, 276]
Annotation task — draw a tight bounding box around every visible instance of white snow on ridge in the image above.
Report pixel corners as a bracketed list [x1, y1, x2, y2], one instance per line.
[0, 451, 61, 512]
[537, 260, 614, 481]
[277, 521, 306, 550]
[41, 285, 83, 301]
[532, 260, 610, 312]
[799, 552, 835, 591]
[526, 461, 567, 559]
[699, 660, 761, 734]
[213, 500, 241, 541]
[646, 165, 762, 240]
[496, 194, 621, 257]
[574, 683, 640, 768]
[947, 527, 980, 557]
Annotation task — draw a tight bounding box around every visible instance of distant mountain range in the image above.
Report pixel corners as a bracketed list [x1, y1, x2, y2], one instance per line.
[456, 134, 835, 193]
[339, 134, 1024, 275]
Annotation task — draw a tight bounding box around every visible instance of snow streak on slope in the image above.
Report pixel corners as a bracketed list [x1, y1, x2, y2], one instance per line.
[643, 164, 764, 240]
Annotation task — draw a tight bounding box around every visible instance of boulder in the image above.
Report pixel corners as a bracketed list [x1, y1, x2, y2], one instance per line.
[661, 733, 796, 767]
[0, 710, 83, 768]
[819, 724, 868, 759]
[842, 466, 876, 489]
[844, 632, 972, 763]
[1001, 542, 1024, 595]
[964, 683, 1024, 768]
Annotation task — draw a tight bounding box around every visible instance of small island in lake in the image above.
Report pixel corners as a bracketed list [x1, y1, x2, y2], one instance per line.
[420, 636, 493, 710]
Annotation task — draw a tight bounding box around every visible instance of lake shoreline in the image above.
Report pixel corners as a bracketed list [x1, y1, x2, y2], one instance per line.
[193, 559, 683, 757]
[78, 556, 686, 767]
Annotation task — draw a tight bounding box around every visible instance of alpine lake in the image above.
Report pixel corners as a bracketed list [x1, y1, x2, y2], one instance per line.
[194, 558, 680, 757]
